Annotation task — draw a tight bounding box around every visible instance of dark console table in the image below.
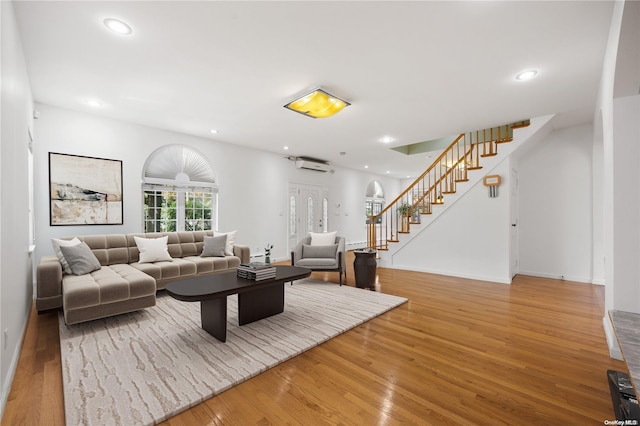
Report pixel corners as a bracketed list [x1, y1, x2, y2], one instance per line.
[166, 265, 310, 342]
[353, 249, 377, 289]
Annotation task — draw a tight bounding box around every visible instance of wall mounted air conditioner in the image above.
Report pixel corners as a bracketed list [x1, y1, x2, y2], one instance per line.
[295, 158, 331, 172]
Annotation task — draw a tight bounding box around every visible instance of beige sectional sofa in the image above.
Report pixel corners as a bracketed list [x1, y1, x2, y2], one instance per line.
[37, 231, 250, 325]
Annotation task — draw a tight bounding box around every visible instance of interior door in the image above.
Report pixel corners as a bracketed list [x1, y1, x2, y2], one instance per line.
[510, 168, 519, 278]
[288, 183, 327, 253]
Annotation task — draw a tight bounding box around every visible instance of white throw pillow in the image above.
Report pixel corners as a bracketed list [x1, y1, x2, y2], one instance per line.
[214, 230, 237, 256]
[310, 231, 337, 246]
[134, 236, 173, 263]
[51, 237, 81, 274]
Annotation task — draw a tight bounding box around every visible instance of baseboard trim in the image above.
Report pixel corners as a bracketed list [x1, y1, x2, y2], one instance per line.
[0, 307, 30, 420]
[388, 264, 512, 284]
[517, 270, 593, 284]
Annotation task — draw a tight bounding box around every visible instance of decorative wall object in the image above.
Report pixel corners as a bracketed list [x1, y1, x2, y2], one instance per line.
[49, 152, 123, 225]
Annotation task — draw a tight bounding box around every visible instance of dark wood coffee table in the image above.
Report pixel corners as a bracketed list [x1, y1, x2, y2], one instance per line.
[165, 265, 311, 342]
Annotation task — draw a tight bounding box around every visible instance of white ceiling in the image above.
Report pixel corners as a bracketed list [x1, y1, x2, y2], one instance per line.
[13, 1, 614, 178]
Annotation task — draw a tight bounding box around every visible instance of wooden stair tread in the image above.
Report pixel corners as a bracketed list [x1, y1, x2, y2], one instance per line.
[455, 179, 469, 182]
[442, 191, 456, 194]
[467, 166, 483, 170]
[480, 153, 497, 157]
[496, 138, 514, 144]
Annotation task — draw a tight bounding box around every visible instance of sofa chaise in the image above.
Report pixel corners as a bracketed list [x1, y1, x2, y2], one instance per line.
[37, 231, 250, 325]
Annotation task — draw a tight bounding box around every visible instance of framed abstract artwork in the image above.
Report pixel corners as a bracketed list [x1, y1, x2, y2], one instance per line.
[49, 152, 123, 225]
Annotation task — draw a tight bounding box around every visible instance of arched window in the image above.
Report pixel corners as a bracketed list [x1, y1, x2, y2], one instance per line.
[142, 145, 218, 232]
[365, 180, 385, 224]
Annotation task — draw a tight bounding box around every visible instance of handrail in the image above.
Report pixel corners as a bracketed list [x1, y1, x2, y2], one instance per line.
[367, 120, 529, 251]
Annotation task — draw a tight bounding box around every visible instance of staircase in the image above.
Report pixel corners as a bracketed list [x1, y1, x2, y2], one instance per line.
[367, 116, 553, 258]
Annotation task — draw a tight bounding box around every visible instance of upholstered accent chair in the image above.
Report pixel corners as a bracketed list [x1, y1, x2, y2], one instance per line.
[291, 233, 346, 285]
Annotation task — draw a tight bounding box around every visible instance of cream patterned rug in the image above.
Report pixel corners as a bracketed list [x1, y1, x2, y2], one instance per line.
[59, 279, 407, 425]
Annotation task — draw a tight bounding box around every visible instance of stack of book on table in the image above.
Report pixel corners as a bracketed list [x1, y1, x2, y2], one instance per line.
[237, 262, 276, 281]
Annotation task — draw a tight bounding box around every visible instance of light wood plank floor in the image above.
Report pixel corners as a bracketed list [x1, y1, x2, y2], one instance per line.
[2, 252, 628, 425]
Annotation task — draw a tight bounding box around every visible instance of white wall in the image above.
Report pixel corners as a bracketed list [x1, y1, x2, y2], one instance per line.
[517, 124, 594, 283]
[595, 0, 640, 359]
[33, 103, 401, 264]
[392, 159, 512, 284]
[0, 0, 34, 416]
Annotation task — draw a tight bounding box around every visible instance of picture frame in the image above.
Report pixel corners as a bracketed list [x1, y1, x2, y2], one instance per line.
[49, 152, 123, 225]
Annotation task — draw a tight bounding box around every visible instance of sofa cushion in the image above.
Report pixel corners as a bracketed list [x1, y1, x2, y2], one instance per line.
[134, 236, 173, 263]
[131, 260, 181, 281]
[201, 235, 227, 257]
[296, 257, 338, 269]
[51, 237, 81, 274]
[309, 231, 336, 246]
[63, 264, 155, 310]
[59, 242, 102, 276]
[302, 244, 338, 259]
[214, 230, 237, 255]
[81, 234, 129, 266]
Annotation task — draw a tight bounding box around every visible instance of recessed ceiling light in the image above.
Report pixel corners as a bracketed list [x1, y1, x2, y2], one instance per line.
[364, 165, 369, 169]
[283, 146, 289, 150]
[210, 129, 218, 134]
[379, 136, 394, 144]
[386, 171, 390, 174]
[85, 99, 102, 108]
[515, 69, 538, 81]
[104, 18, 132, 35]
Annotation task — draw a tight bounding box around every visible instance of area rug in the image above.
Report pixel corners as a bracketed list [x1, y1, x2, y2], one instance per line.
[58, 279, 407, 425]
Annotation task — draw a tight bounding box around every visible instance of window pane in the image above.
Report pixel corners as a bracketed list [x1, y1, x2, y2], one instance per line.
[307, 197, 314, 233]
[289, 196, 296, 237]
[143, 190, 177, 233]
[322, 198, 328, 233]
[144, 188, 215, 232]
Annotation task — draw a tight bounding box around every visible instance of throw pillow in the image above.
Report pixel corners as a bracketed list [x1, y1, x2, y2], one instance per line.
[59, 242, 102, 276]
[51, 237, 81, 274]
[309, 231, 336, 246]
[134, 236, 173, 263]
[214, 230, 237, 256]
[201, 235, 227, 257]
[302, 244, 338, 259]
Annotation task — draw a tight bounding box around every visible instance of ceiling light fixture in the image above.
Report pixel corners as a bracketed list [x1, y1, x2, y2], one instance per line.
[210, 129, 218, 134]
[515, 69, 538, 81]
[380, 136, 394, 144]
[284, 88, 350, 119]
[103, 18, 133, 36]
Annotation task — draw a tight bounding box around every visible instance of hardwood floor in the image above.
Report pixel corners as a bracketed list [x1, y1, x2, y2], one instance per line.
[2, 252, 628, 425]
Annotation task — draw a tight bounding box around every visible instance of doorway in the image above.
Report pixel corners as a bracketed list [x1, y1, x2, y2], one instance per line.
[288, 183, 329, 252]
[510, 168, 519, 278]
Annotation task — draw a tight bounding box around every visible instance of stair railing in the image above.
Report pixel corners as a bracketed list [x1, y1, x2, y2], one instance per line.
[367, 120, 529, 251]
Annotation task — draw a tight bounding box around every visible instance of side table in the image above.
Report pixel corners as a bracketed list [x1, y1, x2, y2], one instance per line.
[353, 249, 377, 289]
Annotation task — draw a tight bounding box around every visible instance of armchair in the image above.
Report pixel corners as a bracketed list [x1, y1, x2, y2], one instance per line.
[291, 234, 346, 285]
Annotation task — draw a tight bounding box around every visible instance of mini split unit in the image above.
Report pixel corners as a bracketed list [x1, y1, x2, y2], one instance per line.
[294, 157, 331, 172]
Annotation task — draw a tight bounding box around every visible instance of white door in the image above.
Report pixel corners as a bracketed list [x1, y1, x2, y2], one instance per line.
[510, 168, 519, 278]
[288, 183, 328, 253]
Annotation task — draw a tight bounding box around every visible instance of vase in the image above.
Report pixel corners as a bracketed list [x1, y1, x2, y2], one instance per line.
[265, 256, 271, 264]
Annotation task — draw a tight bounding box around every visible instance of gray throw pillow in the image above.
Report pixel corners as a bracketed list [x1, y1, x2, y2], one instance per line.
[302, 243, 338, 259]
[59, 242, 102, 276]
[201, 235, 227, 257]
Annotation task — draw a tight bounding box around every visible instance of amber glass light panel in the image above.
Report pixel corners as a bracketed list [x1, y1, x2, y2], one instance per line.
[284, 89, 350, 118]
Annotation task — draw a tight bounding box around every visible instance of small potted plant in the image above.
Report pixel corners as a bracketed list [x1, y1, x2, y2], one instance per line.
[398, 203, 411, 232]
[264, 243, 274, 264]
